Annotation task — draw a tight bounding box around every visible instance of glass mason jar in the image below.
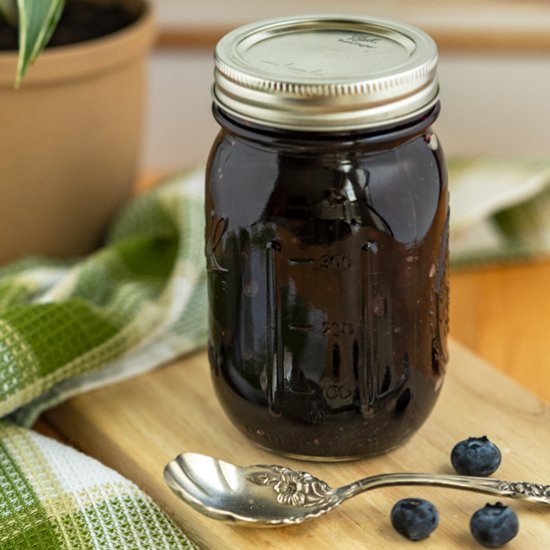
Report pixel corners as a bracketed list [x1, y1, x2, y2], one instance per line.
[206, 16, 449, 460]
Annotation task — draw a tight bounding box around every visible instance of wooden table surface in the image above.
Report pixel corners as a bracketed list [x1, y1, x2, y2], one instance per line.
[44, 341, 550, 549]
[450, 258, 550, 404]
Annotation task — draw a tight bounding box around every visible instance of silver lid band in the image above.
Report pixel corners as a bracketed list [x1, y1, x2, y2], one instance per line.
[213, 15, 440, 131]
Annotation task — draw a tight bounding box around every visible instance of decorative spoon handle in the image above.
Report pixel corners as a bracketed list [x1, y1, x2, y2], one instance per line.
[338, 473, 550, 504]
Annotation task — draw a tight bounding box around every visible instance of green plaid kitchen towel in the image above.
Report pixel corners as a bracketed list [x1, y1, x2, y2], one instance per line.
[0, 423, 195, 549]
[1, 169, 206, 549]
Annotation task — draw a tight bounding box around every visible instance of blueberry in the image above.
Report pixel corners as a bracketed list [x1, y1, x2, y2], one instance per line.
[470, 502, 519, 548]
[390, 498, 439, 541]
[451, 436, 502, 476]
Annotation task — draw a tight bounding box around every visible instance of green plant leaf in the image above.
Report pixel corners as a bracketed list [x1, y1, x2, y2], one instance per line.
[16, 0, 65, 87]
[0, 0, 18, 27]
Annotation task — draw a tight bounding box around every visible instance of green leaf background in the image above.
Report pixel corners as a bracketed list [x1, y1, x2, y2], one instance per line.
[1, 0, 66, 86]
[16, 0, 65, 85]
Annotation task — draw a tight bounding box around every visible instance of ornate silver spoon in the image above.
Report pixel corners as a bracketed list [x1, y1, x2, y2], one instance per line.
[164, 452, 550, 527]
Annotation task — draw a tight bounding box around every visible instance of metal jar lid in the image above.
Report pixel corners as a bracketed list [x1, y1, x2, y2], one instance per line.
[213, 15, 439, 132]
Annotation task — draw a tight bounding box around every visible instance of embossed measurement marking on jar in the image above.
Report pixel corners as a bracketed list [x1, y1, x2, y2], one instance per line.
[266, 243, 360, 416]
[286, 255, 354, 335]
[288, 255, 352, 270]
[288, 258, 314, 265]
[322, 321, 354, 336]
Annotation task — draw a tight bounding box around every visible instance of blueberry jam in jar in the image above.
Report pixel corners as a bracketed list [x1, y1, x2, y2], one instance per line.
[206, 16, 449, 460]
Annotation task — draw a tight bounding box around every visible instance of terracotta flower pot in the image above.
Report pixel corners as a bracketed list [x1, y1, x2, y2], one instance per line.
[0, 2, 154, 264]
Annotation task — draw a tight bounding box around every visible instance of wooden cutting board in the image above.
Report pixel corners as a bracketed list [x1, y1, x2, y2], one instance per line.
[45, 340, 550, 549]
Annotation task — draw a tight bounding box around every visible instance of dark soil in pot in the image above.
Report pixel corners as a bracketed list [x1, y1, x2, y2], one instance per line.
[0, 0, 142, 51]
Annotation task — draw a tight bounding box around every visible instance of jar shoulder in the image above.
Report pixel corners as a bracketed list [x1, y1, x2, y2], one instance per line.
[207, 131, 446, 245]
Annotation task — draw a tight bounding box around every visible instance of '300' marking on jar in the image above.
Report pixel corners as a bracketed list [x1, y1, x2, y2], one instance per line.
[320, 254, 352, 270]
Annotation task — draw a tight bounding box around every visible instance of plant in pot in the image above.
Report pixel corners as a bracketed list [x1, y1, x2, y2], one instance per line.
[0, 0, 154, 264]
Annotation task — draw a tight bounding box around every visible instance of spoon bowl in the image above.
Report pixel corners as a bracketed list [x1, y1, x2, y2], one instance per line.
[164, 453, 342, 525]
